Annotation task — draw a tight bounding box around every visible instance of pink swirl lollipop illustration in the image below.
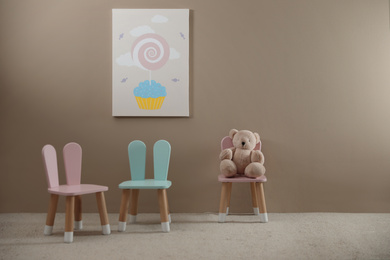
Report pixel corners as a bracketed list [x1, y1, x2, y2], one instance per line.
[131, 33, 170, 71]
[131, 33, 170, 110]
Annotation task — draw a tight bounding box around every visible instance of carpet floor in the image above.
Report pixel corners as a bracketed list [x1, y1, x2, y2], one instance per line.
[0, 213, 389, 259]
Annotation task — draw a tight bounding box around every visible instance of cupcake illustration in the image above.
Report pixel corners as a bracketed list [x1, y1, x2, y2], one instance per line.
[131, 33, 170, 110]
[133, 80, 167, 110]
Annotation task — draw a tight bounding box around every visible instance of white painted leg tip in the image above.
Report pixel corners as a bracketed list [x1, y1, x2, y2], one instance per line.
[218, 213, 226, 223]
[64, 232, 73, 243]
[129, 214, 137, 224]
[253, 207, 260, 216]
[74, 220, 83, 230]
[118, 221, 126, 232]
[161, 222, 170, 232]
[102, 224, 111, 235]
[168, 214, 172, 224]
[226, 207, 230, 215]
[44, 225, 53, 235]
[260, 213, 268, 223]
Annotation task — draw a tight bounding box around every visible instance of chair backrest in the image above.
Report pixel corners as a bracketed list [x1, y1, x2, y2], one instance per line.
[63, 142, 82, 185]
[153, 140, 171, 181]
[221, 136, 261, 151]
[42, 144, 59, 189]
[128, 140, 146, 180]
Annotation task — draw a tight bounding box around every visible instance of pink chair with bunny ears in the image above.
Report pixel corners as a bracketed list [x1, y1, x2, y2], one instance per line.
[218, 136, 268, 223]
[42, 143, 111, 243]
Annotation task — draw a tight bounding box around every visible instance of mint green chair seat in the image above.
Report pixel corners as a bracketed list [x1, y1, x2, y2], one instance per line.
[119, 180, 172, 189]
[118, 140, 172, 233]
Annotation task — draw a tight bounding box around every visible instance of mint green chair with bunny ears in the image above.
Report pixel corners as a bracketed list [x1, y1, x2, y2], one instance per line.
[118, 140, 172, 232]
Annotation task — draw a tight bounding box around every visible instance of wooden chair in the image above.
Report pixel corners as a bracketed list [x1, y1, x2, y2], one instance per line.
[118, 140, 172, 232]
[218, 136, 268, 223]
[42, 143, 111, 243]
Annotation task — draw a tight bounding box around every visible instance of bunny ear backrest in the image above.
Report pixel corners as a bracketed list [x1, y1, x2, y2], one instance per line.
[254, 140, 262, 151]
[128, 140, 146, 180]
[153, 140, 171, 181]
[42, 145, 59, 189]
[63, 142, 82, 185]
[221, 136, 234, 151]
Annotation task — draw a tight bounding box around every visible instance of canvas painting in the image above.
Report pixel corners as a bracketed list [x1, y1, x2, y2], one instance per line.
[112, 9, 189, 117]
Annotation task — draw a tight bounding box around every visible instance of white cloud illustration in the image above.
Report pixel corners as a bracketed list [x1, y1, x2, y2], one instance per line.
[116, 52, 148, 70]
[152, 15, 168, 23]
[169, 48, 180, 59]
[117, 48, 180, 69]
[116, 52, 135, 67]
[130, 25, 155, 37]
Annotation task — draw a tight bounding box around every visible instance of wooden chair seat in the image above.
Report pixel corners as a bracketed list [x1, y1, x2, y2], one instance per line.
[48, 184, 108, 196]
[119, 180, 172, 189]
[218, 174, 267, 183]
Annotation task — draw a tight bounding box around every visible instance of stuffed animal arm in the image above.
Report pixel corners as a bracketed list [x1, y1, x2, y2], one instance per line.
[219, 148, 235, 160]
[250, 150, 265, 164]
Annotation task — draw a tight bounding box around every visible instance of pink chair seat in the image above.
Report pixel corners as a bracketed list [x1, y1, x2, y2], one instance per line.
[48, 184, 108, 196]
[218, 174, 267, 183]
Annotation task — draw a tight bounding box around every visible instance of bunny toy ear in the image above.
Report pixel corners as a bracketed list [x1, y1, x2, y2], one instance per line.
[229, 129, 238, 139]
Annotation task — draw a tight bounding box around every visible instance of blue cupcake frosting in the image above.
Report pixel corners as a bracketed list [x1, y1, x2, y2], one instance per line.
[133, 80, 167, 98]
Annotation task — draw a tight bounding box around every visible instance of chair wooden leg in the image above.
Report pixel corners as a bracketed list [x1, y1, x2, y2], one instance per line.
[226, 182, 232, 215]
[44, 194, 59, 235]
[64, 196, 75, 243]
[96, 192, 111, 235]
[74, 195, 82, 230]
[255, 182, 268, 223]
[129, 189, 140, 224]
[157, 189, 170, 232]
[218, 182, 229, 223]
[118, 189, 131, 232]
[250, 183, 260, 215]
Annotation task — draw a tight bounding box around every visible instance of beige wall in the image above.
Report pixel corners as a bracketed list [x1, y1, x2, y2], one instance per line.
[1, 0, 390, 213]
